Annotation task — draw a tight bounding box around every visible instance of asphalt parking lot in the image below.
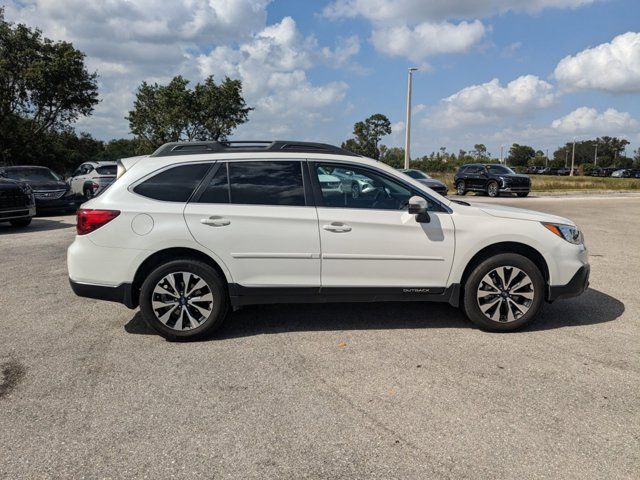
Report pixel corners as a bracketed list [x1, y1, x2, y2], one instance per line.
[1, 195, 639, 479]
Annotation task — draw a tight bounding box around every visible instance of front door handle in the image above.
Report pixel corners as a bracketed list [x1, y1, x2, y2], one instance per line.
[201, 216, 230, 227]
[323, 222, 352, 233]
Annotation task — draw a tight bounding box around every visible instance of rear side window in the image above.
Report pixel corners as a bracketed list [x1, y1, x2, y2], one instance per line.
[228, 161, 305, 206]
[96, 165, 117, 175]
[134, 163, 210, 202]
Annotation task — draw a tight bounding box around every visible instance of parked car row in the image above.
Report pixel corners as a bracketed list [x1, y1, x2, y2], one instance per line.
[0, 160, 117, 228]
[521, 166, 578, 176]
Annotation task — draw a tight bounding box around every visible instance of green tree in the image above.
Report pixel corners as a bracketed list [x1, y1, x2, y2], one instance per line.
[0, 9, 99, 164]
[507, 144, 536, 167]
[341, 113, 392, 159]
[379, 146, 405, 168]
[127, 75, 252, 150]
[472, 144, 489, 160]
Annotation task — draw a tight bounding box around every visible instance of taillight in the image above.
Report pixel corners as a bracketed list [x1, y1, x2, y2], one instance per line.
[76, 209, 120, 235]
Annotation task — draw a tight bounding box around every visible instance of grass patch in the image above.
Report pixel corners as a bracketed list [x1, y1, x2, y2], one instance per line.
[430, 173, 640, 192]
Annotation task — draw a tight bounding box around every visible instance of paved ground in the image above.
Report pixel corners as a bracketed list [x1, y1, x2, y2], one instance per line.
[1, 196, 638, 479]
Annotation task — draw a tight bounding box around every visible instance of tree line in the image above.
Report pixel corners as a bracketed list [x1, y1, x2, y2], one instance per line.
[2, 10, 639, 176]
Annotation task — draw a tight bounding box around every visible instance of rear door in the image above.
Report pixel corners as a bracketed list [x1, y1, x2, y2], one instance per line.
[310, 161, 454, 289]
[184, 160, 321, 289]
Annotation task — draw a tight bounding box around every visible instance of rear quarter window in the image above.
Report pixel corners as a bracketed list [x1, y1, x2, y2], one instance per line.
[96, 165, 117, 175]
[133, 163, 211, 202]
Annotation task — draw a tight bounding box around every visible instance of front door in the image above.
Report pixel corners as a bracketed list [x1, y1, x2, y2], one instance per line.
[184, 160, 321, 289]
[310, 162, 455, 289]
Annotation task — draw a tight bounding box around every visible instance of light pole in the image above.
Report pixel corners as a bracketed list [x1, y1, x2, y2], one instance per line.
[546, 149, 549, 167]
[500, 145, 504, 165]
[570, 137, 576, 176]
[594, 141, 598, 167]
[404, 67, 418, 169]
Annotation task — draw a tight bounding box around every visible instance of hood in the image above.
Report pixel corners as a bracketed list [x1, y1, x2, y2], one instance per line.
[474, 202, 574, 226]
[26, 179, 68, 190]
[0, 178, 22, 191]
[416, 178, 447, 189]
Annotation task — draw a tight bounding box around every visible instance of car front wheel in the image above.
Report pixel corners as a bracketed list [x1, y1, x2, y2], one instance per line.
[140, 259, 229, 341]
[487, 181, 499, 197]
[463, 253, 544, 332]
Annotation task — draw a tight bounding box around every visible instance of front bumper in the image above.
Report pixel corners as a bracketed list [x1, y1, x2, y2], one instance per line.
[501, 185, 530, 193]
[0, 205, 36, 221]
[35, 196, 77, 212]
[548, 264, 590, 302]
[69, 279, 137, 308]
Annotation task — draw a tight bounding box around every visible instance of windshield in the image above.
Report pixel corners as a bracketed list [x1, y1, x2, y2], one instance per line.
[4, 168, 62, 182]
[404, 170, 431, 180]
[486, 165, 516, 175]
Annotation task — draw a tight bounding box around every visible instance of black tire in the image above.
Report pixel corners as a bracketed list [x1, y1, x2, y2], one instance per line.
[139, 259, 229, 341]
[517, 192, 529, 198]
[10, 217, 32, 227]
[456, 181, 466, 196]
[487, 181, 499, 197]
[463, 253, 544, 332]
[83, 187, 94, 200]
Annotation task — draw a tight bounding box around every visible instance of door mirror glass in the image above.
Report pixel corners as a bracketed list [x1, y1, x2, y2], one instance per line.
[408, 195, 427, 214]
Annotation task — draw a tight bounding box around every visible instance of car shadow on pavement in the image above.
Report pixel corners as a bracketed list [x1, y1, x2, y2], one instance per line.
[124, 287, 623, 340]
[0, 217, 73, 234]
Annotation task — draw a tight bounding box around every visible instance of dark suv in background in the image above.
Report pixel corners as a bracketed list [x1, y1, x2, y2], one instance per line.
[0, 166, 76, 213]
[0, 176, 36, 227]
[454, 164, 531, 197]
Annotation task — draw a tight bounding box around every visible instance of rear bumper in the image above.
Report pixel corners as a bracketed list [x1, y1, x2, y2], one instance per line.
[548, 264, 590, 302]
[69, 279, 137, 308]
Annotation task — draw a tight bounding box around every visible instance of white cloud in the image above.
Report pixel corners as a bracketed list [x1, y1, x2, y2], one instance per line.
[323, 0, 598, 22]
[4, 2, 356, 140]
[371, 20, 486, 62]
[324, 1, 599, 63]
[551, 107, 639, 134]
[196, 17, 350, 137]
[425, 75, 557, 129]
[554, 32, 640, 93]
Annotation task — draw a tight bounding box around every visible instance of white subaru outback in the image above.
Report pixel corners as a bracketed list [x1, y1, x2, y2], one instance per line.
[67, 141, 589, 340]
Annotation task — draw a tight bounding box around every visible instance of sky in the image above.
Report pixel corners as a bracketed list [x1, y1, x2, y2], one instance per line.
[5, 0, 640, 157]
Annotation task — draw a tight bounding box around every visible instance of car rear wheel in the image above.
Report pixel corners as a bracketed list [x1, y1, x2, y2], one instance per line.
[10, 217, 32, 228]
[140, 259, 229, 341]
[83, 187, 94, 200]
[456, 181, 466, 196]
[487, 181, 499, 197]
[463, 253, 544, 332]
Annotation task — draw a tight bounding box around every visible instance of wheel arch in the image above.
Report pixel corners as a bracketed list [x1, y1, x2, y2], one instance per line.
[131, 247, 231, 308]
[457, 241, 550, 303]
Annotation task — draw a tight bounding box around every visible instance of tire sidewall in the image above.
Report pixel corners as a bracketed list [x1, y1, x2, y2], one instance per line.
[456, 181, 466, 195]
[140, 259, 228, 341]
[487, 181, 499, 197]
[463, 253, 544, 332]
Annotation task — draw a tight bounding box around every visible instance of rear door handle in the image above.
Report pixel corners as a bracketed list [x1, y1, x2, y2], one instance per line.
[323, 222, 352, 233]
[201, 216, 230, 227]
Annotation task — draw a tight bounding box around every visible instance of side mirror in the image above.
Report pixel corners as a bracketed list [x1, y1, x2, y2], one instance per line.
[408, 196, 431, 223]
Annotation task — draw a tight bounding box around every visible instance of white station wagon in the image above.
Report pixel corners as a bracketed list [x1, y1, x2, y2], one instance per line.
[68, 141, 589, 340]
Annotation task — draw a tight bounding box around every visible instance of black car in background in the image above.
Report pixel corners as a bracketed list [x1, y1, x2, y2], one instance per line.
[0, 166, 76, 213]
[398, 169, 448, 196]
[0, 177, 36, 227]
[591, 167, 619, 177]
[454, 164, 531, 197]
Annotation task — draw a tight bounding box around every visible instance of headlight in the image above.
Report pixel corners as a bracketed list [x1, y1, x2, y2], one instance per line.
[542, 222, 583, 245]
[18, 183, 32, 195]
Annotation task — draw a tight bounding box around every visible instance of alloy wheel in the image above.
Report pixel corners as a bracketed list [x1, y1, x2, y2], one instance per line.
[476, 266, 535, 323]
[456, 182, 465, 195]
[151, 271, 214, 331]
[488, 182, 498, 197]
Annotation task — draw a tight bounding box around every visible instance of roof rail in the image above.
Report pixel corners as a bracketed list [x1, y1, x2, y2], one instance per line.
[150, 140, 360, 157]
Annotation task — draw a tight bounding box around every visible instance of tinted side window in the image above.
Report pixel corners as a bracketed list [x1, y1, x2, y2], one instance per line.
[198, 163, 230, 204]
[228, 161, 305, 206]
[96, 165, 117, 175]
[315, 164, 412, 210]
[134, 163, 210, 202]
